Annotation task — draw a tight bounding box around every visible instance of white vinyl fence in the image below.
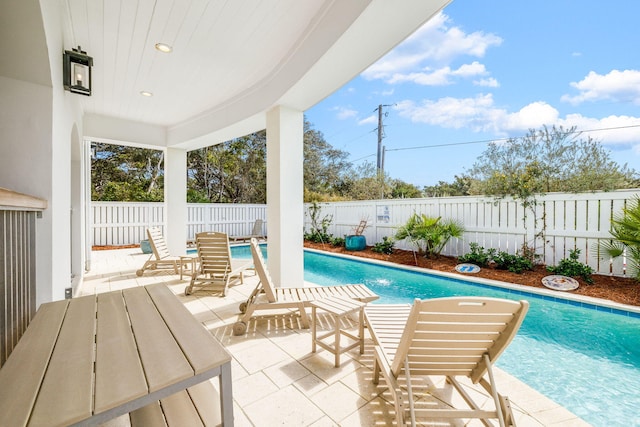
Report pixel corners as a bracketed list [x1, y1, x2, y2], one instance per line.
[92, 202, 267, 246]
[91, 189, 639, 277]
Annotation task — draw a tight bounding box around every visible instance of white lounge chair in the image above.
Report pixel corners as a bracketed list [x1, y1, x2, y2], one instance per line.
[232, 238, 378, 335]
[136, 227, 194, 278]
[186, 231, 253, 296]
[230, 219, 266, 242]
[365, 296, 529, 427]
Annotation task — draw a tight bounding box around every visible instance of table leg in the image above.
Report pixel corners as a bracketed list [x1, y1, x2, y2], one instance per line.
[359, 307, 365, 354]
[334, 314, 341, 367]
[219, 361, 235, 426]
[311, 306, 317, 353]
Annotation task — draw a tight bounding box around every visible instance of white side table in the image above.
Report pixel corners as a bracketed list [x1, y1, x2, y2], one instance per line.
[310, 296, 367, 367]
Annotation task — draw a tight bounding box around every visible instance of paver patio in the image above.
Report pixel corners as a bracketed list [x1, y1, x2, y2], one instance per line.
[83, 248, 590, 427]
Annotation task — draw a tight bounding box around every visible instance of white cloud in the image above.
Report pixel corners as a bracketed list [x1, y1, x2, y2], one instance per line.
[358, 115, 377, 125]
[331, 106, 358, 120]
[561, 69, 640, 105]
[362, 12, 501, 84]
[474, 77, 499, 87]
[387, 62, 489, 86]
[395, 94, 640, 148]
[394, 94, 500, 131]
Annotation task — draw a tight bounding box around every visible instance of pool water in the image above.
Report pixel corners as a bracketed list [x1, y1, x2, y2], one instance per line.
[228, 245, 640, 426]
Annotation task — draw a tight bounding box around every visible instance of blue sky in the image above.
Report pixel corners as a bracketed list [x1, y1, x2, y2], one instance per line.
[305, 1, 640, 188]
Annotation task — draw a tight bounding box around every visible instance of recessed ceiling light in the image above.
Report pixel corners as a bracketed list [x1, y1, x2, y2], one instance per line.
[155, 43, 173, 53]
[140, 91, 153, 97]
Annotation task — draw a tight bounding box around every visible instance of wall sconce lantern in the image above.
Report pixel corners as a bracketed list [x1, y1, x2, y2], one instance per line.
[63, 46, 93, 96]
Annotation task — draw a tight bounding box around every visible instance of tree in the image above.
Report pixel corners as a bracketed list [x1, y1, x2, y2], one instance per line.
[303, 120, 352, 199]
[338, 162, 393, 200]
[91, 142, 164, 201]
[187, 132, 267, 203]
[390, 179, 423, 198]
[468, 125, 637, 197]
[423, 175, 473, 197]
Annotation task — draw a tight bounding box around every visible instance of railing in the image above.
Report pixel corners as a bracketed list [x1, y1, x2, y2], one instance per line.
[90, 189, 639, 277]
[0, 188, 47, 368]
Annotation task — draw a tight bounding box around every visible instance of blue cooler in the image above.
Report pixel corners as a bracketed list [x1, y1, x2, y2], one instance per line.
[345, 235, 366, 251]
[140, 240, 152, 254]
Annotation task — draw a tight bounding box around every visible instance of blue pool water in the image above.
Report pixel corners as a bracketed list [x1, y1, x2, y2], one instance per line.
[226, 245, 640, 426]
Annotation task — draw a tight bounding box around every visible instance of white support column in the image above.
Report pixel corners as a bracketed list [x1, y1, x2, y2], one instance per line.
[266, 106, 304, 287]
[165, 147, 188, 255]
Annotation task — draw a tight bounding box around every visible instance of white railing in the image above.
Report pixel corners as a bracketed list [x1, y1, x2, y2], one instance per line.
[91, 189, 639, 277]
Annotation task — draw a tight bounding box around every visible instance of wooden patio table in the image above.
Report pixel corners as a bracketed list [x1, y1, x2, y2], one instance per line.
[0, 283, 233, 426]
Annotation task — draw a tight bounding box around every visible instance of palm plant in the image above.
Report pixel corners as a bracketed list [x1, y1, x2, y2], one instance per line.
[395, 213, 464, 259]
[599, 196, 640, 280]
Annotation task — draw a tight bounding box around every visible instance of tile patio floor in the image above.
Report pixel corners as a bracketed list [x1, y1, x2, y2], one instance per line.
[82, 248, 591, 427]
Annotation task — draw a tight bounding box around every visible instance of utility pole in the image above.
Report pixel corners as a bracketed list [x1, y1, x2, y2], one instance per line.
[375, 104, 392, 176]
[377, 104, 383, 173]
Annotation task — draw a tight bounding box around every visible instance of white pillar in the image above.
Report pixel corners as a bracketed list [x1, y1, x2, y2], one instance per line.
[266, 106, 304, 287]
[165, 147, 188, 255]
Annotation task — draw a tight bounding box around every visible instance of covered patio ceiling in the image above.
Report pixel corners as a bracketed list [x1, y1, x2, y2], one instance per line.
[63, 0, 451, 150]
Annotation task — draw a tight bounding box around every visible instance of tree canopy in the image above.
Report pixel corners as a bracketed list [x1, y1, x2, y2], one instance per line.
[425, 125, 638, 198]
[91, 143, 164, 201]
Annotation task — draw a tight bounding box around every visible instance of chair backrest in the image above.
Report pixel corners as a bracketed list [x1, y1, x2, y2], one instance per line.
[195, 232, 232, 277]
[250, 219, 264, 236]
[390, 297, 529, 383]
[147, 227, 170, 260]
[250, 238, 277, 303]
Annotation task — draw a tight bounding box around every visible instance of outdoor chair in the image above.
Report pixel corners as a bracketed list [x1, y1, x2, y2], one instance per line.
[232, 238, 378, 335]
[186, 231, 253, 296]
[365, 296, 529, 427]
[230, 219, 266, 242]
[136, 227, 194, 278]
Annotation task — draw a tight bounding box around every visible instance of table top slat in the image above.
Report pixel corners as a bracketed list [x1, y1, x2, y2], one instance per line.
[0, 300, 68, 427]
[160, 390, 205, 426]
[28, 296, 97, 427]
[123, 287, 194, 392]
[146, 284, 231, 374]
[94, 291, 148, 414]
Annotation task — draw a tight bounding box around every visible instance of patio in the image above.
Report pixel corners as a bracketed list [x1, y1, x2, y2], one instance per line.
[84, 248, 590, 426]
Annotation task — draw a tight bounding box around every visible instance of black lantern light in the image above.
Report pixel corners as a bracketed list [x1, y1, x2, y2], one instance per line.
[63, 46, 93, 96]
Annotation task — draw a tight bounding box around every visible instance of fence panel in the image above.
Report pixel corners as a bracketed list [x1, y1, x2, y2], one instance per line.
[91, 190, 639, 277]
[302, 190, 639, 277]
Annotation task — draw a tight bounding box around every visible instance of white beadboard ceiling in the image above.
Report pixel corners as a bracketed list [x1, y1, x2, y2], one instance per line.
[61, 0, 451, 147]
[66, 0, 330, 127]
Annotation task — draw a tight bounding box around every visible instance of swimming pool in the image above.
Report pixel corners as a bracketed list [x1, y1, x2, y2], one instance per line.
[228, 245, 640, 427]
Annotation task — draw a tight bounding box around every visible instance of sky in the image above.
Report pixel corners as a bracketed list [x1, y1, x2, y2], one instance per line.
[305, 0, 640, 188]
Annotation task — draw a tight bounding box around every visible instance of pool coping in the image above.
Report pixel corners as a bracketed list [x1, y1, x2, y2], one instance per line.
[304, 247, 640, 319]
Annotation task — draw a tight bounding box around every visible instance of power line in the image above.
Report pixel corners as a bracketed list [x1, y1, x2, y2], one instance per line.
[385, 124, 640, 153]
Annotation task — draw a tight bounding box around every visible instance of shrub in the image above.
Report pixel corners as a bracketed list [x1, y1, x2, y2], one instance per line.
[305, 201, 334, 244]
[330, 236, 345, 247]
[458, 243, 495, 267]
[372, 236, 395, 255]
[599, 195, 640, 281]
[492, 251, 533, 274]
[394, 213, 464, 259]
[547, 249, 594, 284]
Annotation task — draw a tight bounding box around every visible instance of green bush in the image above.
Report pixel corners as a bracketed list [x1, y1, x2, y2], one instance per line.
[372, 236, 395, 255]
[547, 249, 594, 284]
[492, 251, 534, 274]
[331, 236, 345, 247]
[600, 195, 640, 281]
[457, 243, 495, 267]
[394, 213, 464, 259]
